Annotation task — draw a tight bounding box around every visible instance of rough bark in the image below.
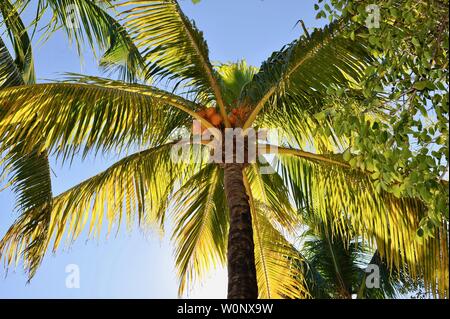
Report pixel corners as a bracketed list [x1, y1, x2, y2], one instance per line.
[224, 163, 258, 299]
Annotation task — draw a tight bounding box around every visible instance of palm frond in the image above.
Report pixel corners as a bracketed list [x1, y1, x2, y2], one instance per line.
[118, 0, 228, 122]
[356, 250, 410, 299]
[99, 27, 146, 83]
[0, 141, 192, 276]
[171, 163, 228, 296]
[301, 212, 430, 299]
[243, 172, 310, 299]
[303, 234, 356, 298]
[1, 146, 53, 212]
[34, 0, 139, 61]
[301, 262, 332, 299]
[0, 78, 198, 162]
[0, 146, 53, 278]
[0, 36, 23, 89]
[301, 218, 366, 299]
[276, 152, 449, 297]
[0, 14, 54, 279]
[245, 163, 298, 233]
[241, 21, 371, 130]
[215, 60, 258, 107]
[0, 0, 34, 83]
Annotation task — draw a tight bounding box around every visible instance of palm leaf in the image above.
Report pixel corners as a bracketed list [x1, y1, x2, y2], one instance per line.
[171, 163, 228, 295]
[356, 250, 411, 299]
[245, 162, 298, 233]
[0, 36, 23, 89]
[31, 0, 136, 59]
[276, 152, 449, 297]
[215, 60, 258, 107]
[118, 0, 228, 122]
[0, 141, 192, 273]
[99, 27, 147, 83]
[0, 7, 54, 278]
[0, 77, 199, 161]
[303, 235, 355, 298]
[241, 21, 371, 130]
[301, 218, 365, 299]
[243, 172, 310, 299]
[301, 207, 435, 299]
[0, 0, 35, 83]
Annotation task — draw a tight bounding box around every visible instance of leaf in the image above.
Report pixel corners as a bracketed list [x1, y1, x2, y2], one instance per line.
[118, 0, 227, 117]
[276, 151, 448, 296]
[343, 149, 352, 162]
[171, 164, 228, 295]
[0, 142, 194, 274]
[241, 19, 372, 131]
[244, 173, 310, 299]
[0, 8, 53, 278]
[0, 77, 196, 161]
[413, 81, 434, 91]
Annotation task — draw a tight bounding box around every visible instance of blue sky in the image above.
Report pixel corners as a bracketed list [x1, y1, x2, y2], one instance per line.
[0, 0, 326, 298]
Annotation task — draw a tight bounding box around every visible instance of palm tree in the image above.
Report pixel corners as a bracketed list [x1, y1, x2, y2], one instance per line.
[0, 0, 448, 299]
[0, 0, 140, 277]
[299, 213, 415, 299]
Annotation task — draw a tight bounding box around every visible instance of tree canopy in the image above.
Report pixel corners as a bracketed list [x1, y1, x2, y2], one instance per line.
[0, 0, 448, 298]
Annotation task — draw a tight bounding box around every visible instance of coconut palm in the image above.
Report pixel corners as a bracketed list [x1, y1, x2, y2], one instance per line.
[0, 0, 448, 299]
[299, 213, 416, 299]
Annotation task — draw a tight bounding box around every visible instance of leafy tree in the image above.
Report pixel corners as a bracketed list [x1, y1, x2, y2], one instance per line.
[314, 0, 449, 239]
[0, 0, 447, 298]
[300, 213, 416, 299]
[313, 0, 449, 297]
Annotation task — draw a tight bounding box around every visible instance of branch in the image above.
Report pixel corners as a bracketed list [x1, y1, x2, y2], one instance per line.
[260, 144, 350, 169]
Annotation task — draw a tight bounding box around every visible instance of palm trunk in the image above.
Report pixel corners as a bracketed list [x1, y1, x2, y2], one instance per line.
[223, 163, 258, 299]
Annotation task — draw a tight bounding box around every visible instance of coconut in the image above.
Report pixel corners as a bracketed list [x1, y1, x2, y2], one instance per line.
[210, 113, 223, 126]
[205, 107, 216, 118]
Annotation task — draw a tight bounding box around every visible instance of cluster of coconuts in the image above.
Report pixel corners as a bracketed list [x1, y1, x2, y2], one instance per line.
[193, 106, 248, 135]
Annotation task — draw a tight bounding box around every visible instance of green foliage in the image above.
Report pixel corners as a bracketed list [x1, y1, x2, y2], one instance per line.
[215, 61, 258, 107]
[240, 20, 371, 131]
[0, 0, 34, 83]
[313, 1, 449, 248]
[0, 0, 448, 298]
[300, 213, 416, 299]
[0, 76, 195, 160]
[0, 3, 54, 278]
[171, 164, 228, 295]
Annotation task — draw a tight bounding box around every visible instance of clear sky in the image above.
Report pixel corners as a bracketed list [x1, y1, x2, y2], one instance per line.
[0, 0, 326, 298]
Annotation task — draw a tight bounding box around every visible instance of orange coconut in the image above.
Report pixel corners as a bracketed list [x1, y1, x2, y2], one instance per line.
[228, 114, 237, 126]
[210, 113, 223, 126]
[205, 107, 216, 118]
